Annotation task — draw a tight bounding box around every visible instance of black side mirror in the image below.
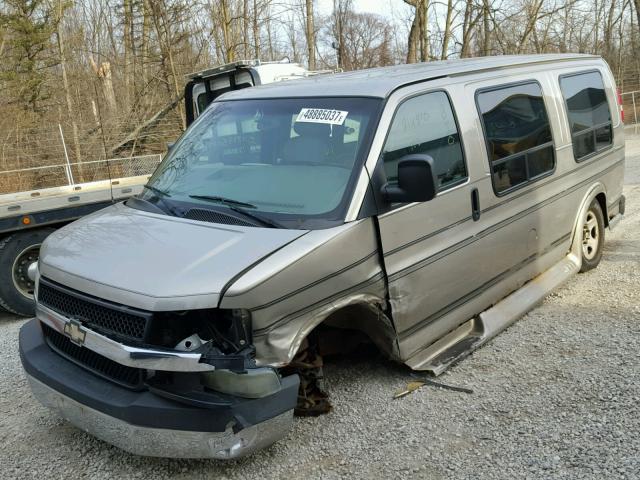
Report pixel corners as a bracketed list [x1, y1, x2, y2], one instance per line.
[166, 142, 175, 152]
[382, 154, 438, 203]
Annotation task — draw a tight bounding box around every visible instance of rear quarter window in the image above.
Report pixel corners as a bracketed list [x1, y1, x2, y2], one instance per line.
[476, 81, 555, 195]
[559, 70, 613, 162]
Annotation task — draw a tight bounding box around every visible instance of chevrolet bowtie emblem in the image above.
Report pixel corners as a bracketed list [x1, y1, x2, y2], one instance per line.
[63, 319, 86, 346]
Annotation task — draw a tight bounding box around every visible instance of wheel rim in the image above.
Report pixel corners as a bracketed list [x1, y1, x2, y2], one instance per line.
[12, 244, 40, 299]
[582, 210, 600, 261]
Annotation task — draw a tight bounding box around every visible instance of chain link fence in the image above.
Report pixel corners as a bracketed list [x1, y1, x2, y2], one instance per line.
[621, 90, 640, 133]
[0, 112, 181, 195]
[0, 154, 163, 195]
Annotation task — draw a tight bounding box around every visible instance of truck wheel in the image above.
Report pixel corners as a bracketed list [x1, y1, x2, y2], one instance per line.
[579, 200, 605, 273]
[0, 228, 54, 316]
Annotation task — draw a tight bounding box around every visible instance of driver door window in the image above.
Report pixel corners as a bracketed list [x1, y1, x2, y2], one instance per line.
[382, 91, 467, 191]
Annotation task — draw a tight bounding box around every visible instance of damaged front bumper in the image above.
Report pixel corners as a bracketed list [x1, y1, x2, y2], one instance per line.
[19, 319, 299, 459]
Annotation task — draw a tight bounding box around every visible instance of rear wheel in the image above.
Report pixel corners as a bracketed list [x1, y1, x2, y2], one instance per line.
[579, 200, 605, 273]
[0, 228, 55, 316]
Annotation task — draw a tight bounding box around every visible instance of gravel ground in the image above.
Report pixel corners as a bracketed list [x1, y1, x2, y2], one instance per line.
[1, 143, 639, 479]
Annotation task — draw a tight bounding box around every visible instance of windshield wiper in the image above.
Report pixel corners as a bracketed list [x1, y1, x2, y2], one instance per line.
[188, 194, 256, 209]
[226, 205, 284, 229]
[144, 185, 171, 197]
[188, 194, 283, 228]
[141, 185, 179, 216]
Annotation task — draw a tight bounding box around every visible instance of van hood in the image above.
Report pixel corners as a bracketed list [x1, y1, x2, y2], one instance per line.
[39, 202, 307, 311]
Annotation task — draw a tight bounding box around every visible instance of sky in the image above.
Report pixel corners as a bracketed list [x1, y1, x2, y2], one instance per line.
[316, 0, 399, 18]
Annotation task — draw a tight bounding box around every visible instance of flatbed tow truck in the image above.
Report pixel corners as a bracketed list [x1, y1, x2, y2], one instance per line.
[0, 156, 161, 315]
[0, 59, 322, 316]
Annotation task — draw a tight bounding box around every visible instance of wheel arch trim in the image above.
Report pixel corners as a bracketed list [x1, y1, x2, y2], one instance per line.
[569, 182, 606, 269]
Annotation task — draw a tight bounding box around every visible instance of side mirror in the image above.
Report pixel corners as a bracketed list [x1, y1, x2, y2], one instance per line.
[382, 154, 438, 203]
[166, 142, 175, 152]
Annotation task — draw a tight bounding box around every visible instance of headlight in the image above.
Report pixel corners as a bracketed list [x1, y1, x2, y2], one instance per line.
[202, 367, 281, 398]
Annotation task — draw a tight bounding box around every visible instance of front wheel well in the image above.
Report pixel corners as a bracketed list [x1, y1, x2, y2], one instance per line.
[291, 303, 400, 363]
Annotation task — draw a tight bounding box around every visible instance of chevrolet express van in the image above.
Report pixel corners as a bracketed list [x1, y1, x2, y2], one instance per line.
[19, 54, 625, 459]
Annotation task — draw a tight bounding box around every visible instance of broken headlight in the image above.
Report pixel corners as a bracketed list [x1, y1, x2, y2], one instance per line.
[201, 367, 282, 399]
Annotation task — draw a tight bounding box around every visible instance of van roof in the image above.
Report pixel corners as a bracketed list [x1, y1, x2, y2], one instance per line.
[221, 54, 600, 101]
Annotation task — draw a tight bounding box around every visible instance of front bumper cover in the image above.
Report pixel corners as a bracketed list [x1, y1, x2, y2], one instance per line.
[19, 319, 299, 459]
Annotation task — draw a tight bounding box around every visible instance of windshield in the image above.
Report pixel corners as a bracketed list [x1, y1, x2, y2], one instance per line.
[143, 97, 381, 228]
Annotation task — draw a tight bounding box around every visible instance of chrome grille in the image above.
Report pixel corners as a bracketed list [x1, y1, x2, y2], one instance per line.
[42, 323, 145, 390]
[37, 278, 150, 342]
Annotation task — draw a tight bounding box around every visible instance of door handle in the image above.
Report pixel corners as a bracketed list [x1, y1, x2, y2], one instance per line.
[471, 188, 481, 221]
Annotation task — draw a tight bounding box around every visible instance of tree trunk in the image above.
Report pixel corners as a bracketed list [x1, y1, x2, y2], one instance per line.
[518, 0, 544, 54]
[603, 0, 617, 58]
[594, 0, 601, 54]
[123, 0, 132, 108]
[55, 0, 82, 170]
[419, 0, 429, 62]
[253, 0, 260, 58]
[407, 17, 418, 63]
[90, 57, 118, 114]
[334, 0, 346, 69]
[441, 0, 453, 59]
[0, 24, 7, 58]
[267, 15, 275, 61]
[405, 0, 428, 63]
[243, 0, 249, 58]
[482, 0, 490, 55]
[142, 0, 150, 86]
[221, 0, 234, 62]
[305, 0, 316, 69]
[461, 0, 473, 58]
[149, 0, 185, 129]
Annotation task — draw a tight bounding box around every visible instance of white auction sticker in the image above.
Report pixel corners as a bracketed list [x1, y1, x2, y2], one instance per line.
[296, 108, 348, 125]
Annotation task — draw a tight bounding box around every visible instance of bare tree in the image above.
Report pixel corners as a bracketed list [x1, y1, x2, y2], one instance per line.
[52, 0, 82, 164]
[404, 0, 430, 63]
[304, 0, 316, 69]
[324, 7, 393, 70]
[441, 0, 454, 59]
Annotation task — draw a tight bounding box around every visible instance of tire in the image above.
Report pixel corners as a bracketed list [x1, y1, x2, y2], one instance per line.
[579, 200, 605, 273]
[0, 228, 55, 316]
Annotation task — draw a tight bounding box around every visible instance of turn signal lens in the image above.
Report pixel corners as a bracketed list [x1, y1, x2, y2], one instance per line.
[202, 368, 281, 398]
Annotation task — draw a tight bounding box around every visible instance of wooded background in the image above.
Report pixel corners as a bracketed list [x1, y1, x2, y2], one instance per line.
[1, 0, 639, 190]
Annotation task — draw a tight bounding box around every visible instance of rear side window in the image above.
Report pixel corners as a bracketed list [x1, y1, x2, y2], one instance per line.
[382, 91, 467, 192]
[559, 71, 613, 161]
[477, 82, 555, 195]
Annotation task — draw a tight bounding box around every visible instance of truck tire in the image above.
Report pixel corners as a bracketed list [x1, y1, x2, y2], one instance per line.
[0, 228, 55, 316]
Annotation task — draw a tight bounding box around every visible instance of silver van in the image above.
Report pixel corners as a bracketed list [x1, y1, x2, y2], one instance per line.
[20, 54, 625, 459]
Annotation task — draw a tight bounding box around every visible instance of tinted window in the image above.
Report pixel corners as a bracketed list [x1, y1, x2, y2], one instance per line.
[560, 71, 613, 161]
[383, 91, 466, 191]
[477, 82, 555, 194]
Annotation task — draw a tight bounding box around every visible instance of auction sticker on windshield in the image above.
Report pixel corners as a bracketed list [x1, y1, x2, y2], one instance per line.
[296, 108, 348, 125]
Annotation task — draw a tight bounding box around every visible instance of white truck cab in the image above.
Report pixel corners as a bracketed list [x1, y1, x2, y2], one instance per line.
[185, 60, 326, 126]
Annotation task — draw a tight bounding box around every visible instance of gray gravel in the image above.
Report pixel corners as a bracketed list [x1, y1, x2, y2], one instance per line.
[1, 146, 639, 479]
